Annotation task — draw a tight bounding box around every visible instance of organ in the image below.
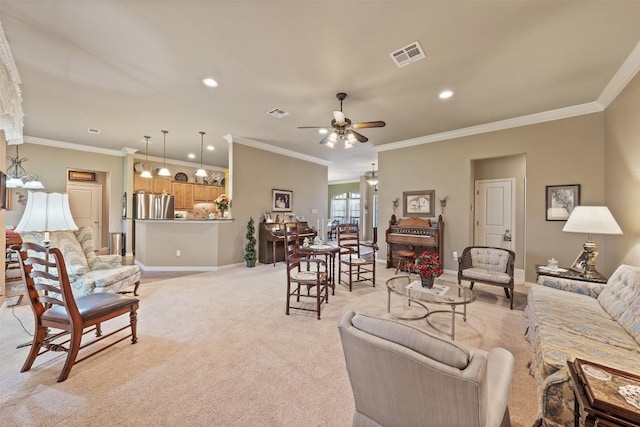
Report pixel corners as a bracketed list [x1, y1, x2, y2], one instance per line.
[385, 215, 444, 269]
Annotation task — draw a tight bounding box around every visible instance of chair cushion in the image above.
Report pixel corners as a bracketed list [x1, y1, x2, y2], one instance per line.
[290, 271, 327, 283]
[20, 230, 90, 276]
[470, 247, 509, 272]
[351, 313, 470, 369]
[43, 293, 139, 324]
[461, 268, 511, 284]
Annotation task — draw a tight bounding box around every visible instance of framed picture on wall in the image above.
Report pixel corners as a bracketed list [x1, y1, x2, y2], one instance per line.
[403, 190, 435, 217]
[272, 189, 293, 212]
[546, 184, 580, 221]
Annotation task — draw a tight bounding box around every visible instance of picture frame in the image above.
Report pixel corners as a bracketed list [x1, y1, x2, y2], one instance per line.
[272, 189, 292, 212]
[403, 190, 435, 217]
[571, 249, 594, 273]
[546, 184, 580, 221]
[68, 170, 97, 182]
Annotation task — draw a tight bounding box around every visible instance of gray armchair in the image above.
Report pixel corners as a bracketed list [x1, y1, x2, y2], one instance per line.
[338, 311, 514, 427]
[458, 246, 516, 309]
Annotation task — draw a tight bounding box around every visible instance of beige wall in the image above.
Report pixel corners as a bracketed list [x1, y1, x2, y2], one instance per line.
[223, 143, 328, 265]
[604, 72, 640, 273]
[379, 113, 606, 281]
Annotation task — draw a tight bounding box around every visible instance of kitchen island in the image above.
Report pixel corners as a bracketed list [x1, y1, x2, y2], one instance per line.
[134, 219, 236, 270]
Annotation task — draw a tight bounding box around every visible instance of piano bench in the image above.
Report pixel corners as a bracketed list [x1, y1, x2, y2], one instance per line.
[395, 250, 416, 274]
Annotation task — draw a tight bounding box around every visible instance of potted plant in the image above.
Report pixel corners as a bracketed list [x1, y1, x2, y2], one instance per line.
[409, 251, 442, 288]
[244, 217, 257, 267]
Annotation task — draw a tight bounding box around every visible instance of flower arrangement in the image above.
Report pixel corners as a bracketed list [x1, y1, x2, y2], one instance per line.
[215, 193, 230, 211]
[409, 251, 442, 277]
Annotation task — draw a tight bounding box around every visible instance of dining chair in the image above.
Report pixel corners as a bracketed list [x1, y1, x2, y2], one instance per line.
[337, 223, 378, 291]
[283, 223, 329, 319]
[17, 242, 139, 382]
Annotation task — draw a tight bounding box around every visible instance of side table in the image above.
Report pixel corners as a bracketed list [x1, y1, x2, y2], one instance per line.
[568, 359, 640, 427]
[535, 265, 608, 284]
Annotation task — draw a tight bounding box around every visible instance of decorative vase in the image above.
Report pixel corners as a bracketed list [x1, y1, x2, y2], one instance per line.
[219, 209, 225, 218]
[420, 273, 434, 289]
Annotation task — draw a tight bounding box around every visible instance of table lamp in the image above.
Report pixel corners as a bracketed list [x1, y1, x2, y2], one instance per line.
[562, 206, 622, 279]
[15, 191, 78, 245]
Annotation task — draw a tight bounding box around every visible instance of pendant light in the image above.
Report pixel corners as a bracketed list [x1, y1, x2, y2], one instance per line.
[366, 163, 378, 186]
[140, 135, 152, 178]
[195, 131, 207, 177]
[157, 130, 171, 176]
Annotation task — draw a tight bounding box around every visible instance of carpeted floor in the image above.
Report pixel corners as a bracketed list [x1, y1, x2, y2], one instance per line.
[0, 263, 538, 426]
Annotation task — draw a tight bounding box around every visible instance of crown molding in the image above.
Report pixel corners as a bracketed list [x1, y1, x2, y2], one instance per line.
[25, 135, 126, 156]
[598, 40, 640, 108]
[376, 102, 603, 152]
[329, 179, 360, 185]
[225, 133, 331, 167]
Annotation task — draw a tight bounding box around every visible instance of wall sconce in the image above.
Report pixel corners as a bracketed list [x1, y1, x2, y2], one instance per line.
[440, 196, 448, 214]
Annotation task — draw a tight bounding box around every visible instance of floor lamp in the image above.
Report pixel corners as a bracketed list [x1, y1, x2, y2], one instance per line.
[562, 206, 622, 279]
[14, 191, 79, 348]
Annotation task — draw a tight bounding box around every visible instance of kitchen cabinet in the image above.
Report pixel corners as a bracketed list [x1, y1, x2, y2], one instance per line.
[154, 176, 172, 194]
[172, 182, 194, 210]
[193, 184, 222, 202]
[133, 173, 153, 193]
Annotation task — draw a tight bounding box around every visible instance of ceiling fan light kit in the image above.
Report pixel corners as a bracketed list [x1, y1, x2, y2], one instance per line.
[298, 92, 385, 149]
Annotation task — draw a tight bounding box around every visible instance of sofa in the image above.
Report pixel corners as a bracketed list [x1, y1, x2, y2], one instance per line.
[19, 226, 141, 297]
[525, 264, 640, 426]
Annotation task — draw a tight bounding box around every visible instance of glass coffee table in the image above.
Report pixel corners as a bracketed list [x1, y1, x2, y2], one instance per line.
[386, 275, 476, 340]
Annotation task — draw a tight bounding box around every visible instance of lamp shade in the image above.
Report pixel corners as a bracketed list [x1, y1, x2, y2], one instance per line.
[15, 191, 78, 233]
[562, 206, 622, 235]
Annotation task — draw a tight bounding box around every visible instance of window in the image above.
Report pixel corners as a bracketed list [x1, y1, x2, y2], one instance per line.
[331, 192, 360, 224]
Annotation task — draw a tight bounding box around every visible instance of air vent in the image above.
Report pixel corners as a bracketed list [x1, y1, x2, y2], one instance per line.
[390, 41, 426, 68]
[87, 128, 101, 134]
[267, 108, 290, 118]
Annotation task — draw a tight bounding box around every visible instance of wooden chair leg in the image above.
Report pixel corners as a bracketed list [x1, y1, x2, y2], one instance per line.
[286, 282, 291, 315]
[21, 326, 47, 373]
[58, 329, 82, 382]
[316, 283, 321, 320]
[130, 308, 138, 344]
[95, 322, 102, 337]
[470, 282, 475, 290]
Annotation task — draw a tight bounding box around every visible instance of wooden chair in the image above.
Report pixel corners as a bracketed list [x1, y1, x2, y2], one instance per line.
[17, 242, 139, 382]
[284, 223, 329, 319]
[457, 246, 516, 309]
[337, 223, 378, 291]
[327, 219, 339, 241]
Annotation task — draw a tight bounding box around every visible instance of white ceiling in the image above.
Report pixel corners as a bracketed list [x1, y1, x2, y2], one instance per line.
[3, 1, 640, 182]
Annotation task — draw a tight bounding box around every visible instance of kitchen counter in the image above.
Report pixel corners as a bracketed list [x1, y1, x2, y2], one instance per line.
[134, 219, 234, 270]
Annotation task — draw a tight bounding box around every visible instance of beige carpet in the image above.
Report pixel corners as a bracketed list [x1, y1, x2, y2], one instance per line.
[0, 264, 537, 426]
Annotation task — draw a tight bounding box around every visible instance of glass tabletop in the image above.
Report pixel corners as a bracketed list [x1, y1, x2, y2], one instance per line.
[386, 275, 475, 306]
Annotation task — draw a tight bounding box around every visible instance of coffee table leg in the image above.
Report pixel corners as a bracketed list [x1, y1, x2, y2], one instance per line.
[450, 304, 456, 340]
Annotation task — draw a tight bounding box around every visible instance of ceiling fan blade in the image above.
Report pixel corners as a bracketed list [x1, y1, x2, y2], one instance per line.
[318, 134, 331, 145]
[297, 126, 326, 129]
[350, 130, 368, 143]
[333, 110, 346, 125]
[352, 121, 386, 129]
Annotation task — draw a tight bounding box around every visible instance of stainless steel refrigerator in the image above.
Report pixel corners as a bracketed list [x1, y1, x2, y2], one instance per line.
[132, 192, 175, 254]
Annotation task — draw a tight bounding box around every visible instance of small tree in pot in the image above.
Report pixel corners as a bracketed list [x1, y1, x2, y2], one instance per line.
[245, 217, 257, 267]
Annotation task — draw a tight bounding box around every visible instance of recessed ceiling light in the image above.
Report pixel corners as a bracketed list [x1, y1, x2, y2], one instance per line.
[318, 128, 328, 135]
[439, 90, 453, 99]
[202, 77, 218, 88]
[207, 145, 215, 151]
[188, 153, 196, 159]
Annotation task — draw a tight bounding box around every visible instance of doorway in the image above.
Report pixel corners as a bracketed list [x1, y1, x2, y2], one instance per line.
[67, 183, 103, 250]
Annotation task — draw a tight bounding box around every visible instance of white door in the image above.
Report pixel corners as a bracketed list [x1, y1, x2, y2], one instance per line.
[475, 179, 514, 250]
[67, 183, 102, 250]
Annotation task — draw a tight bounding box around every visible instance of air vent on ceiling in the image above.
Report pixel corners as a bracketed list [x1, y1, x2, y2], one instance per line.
[389, 41, 426, 68]
[267, 108, 290, 118]
[87, 128, 101, 134]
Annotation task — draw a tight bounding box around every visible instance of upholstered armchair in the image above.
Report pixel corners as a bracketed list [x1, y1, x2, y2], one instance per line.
[338, 311, 514, 427]
[458, 246, 515, 309]
[19, 226, 140, 297]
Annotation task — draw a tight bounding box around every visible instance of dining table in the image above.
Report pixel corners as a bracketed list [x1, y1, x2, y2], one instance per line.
[297, 243, 340, 294]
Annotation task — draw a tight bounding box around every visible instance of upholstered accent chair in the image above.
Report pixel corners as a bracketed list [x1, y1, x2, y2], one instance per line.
[338, 311, 514, 427]
[458, 246, 516, 309]
[19, 226, 141, 297]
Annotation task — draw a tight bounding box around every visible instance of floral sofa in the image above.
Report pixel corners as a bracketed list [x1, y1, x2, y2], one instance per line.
[19, 226, 141, 297]
[525, 264, 640, 426]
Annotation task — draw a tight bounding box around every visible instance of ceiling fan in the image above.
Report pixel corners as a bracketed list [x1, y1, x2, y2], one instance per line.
[298, 92, 385, 148]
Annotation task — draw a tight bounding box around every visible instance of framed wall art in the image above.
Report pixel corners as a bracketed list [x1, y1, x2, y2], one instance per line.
[403, 190, 435, 217]
[272, 189, 292, 212]
[546, 184, 580, 221]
